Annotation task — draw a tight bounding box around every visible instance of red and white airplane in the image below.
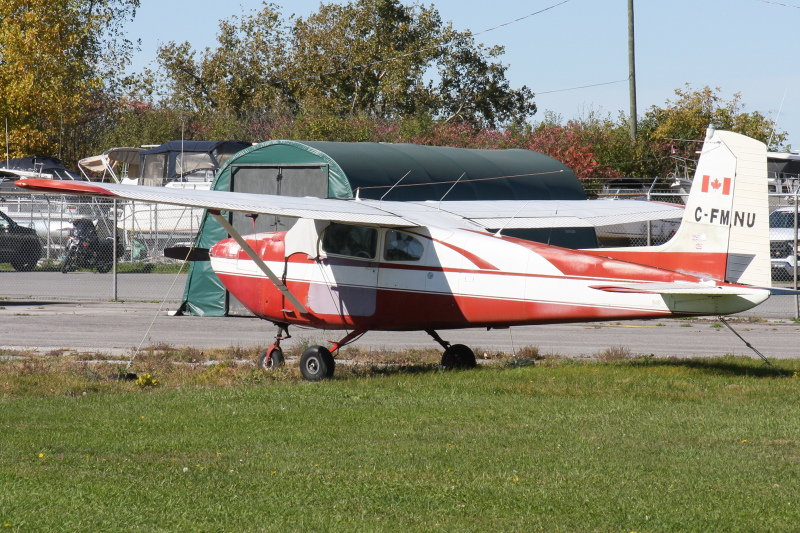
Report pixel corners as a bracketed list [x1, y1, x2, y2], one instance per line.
[18, 128, 778, 380]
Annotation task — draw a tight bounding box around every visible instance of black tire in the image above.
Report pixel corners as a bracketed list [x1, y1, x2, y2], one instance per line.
[61, 248, 75, 274]
[323, 348, 336, 378]
[11, 255, 37, 272]
[300, 346, 334, 381]
[96, 239, 115, 273]
[441, 344, 477, 370]
[257, 347, 285, 370]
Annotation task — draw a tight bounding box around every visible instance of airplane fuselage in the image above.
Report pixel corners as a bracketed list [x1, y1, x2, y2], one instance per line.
[209, 226, 768, 331]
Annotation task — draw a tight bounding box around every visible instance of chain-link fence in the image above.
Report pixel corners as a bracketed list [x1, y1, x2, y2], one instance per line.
[1, 192, 191, 303]
[2, 190, 799, 318]
[588, 187, 800, 319]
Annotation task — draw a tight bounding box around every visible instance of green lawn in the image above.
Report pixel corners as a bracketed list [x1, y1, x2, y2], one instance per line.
[2, 352, 799, 531]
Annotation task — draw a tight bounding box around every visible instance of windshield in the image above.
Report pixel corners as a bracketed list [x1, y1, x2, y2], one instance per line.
[52, 169, 88, 181]
[173, 152, 214, 179]
[142, 153, 166, 179]
[770, 211, 798, 229]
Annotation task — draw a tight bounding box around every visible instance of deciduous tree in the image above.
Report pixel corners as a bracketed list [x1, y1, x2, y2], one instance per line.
[0, 0, 139, 165]
[148, 0, 536, 130]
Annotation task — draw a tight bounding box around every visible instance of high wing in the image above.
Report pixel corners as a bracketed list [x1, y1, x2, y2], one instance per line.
[409, 199, 684, 230]
[16, 179, 683, 231]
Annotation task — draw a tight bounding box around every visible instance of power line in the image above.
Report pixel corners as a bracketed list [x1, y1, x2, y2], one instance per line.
[260, 0, 573, 88]
[143, 0, 573, 98]
[536, 77, 630, 95]
[755, 0, 800, 8]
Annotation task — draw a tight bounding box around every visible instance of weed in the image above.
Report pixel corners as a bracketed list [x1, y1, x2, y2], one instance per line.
[595, 345, 632, 362]
[514, 345, 544, 360]
[135, 373, 160, 388]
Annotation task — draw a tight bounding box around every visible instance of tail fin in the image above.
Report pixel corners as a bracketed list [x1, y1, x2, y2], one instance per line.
[593, 127, 770, 286]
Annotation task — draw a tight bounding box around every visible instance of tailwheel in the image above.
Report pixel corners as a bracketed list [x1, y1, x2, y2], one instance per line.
[441, 344, 477, 370]
[300, 346, 335, 381]
[258, 346, 285, 370]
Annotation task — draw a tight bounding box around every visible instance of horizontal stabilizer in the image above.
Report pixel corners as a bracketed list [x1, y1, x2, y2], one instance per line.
[163, 246, 210, 261]
[590, 281, 766, 296]
[764, 286, 800, 296]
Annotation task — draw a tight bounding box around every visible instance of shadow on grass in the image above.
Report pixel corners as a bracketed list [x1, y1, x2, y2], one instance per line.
[631, 356, 793, 379]
[339, 357, 544, 378]
[341, 361, 443, 378]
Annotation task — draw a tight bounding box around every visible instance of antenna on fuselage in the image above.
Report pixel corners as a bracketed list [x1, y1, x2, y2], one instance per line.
[494, 201, 530, 238]
[438, 173, 466, 210]
[380, 170, 411, 203]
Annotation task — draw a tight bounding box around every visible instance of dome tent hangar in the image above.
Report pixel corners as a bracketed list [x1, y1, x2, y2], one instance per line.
[178, 140, 595, 317]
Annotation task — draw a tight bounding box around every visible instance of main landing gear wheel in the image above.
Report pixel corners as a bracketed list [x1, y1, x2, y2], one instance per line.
[441, 344, 477, 370]
[300, 346, 335, 381]
[258, 346, 285, 370]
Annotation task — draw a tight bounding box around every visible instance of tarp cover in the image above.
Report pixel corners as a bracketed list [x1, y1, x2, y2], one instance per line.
[180, 140, 587, 316]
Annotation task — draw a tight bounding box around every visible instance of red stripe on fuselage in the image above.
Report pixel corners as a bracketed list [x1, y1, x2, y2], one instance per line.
[579, 250, 727, 281]
[407, 230, 498, 270]
[497, 235, 709, 283]
[216, 271, 672, 331]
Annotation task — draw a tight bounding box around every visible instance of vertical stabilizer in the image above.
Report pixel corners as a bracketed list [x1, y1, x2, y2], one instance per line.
[590, 127, 770, 286]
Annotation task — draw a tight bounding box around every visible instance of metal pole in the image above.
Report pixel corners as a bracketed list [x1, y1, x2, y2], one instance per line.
[113, 199, 118, 301]
[794, 188, 799, 319]
[154, 204, 158, 256]
[46, 198, 51, 260]
[628, 0, 637, 141]
[646, 180, 654, 246]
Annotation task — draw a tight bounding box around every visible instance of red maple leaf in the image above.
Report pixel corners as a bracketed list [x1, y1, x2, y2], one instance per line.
[711, 178, 722, 189]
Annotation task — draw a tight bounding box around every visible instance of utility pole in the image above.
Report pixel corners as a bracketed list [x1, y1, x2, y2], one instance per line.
[628, 0, 637, 141]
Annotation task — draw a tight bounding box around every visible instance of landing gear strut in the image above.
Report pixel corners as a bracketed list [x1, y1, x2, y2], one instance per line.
[427, 330, 477, 370]
[258, 324, 289, 370]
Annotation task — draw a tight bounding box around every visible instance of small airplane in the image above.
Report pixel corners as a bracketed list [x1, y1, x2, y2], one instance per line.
[18, 127, 780, 380]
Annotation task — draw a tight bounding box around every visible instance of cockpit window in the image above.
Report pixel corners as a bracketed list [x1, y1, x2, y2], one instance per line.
[321, 223, 378, 259]
[384, 230, 424, 261]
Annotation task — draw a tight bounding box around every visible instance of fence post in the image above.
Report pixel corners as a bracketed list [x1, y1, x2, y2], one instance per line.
[46, 197, 51, 260]
[113, 199, 118, 301]
[795, 189, 799, 320]
[646, 189, 652, 246]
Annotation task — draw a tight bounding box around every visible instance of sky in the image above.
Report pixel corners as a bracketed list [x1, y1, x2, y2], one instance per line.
[124, 0, 800, 149]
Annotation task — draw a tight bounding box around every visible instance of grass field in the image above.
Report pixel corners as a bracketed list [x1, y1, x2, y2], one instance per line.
[2, 347, 800, 531]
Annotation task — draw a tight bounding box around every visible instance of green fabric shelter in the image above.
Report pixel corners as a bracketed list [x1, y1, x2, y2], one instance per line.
[179, 140, 590, 317]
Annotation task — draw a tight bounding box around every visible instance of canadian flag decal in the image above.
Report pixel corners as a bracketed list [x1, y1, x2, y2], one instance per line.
[701, 175, 732, 195]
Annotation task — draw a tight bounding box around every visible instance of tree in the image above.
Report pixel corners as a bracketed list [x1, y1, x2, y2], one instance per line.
[288, 0, 444, 118]
[147, 0, 536, 132]
[435, 31, 536, 127]
[0, 0, 140, 165]
[152, 3, 292, 120]
[639, 85, 787, 174]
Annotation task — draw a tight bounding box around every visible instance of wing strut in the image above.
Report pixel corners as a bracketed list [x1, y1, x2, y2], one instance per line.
[210, 211, 309, 315]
